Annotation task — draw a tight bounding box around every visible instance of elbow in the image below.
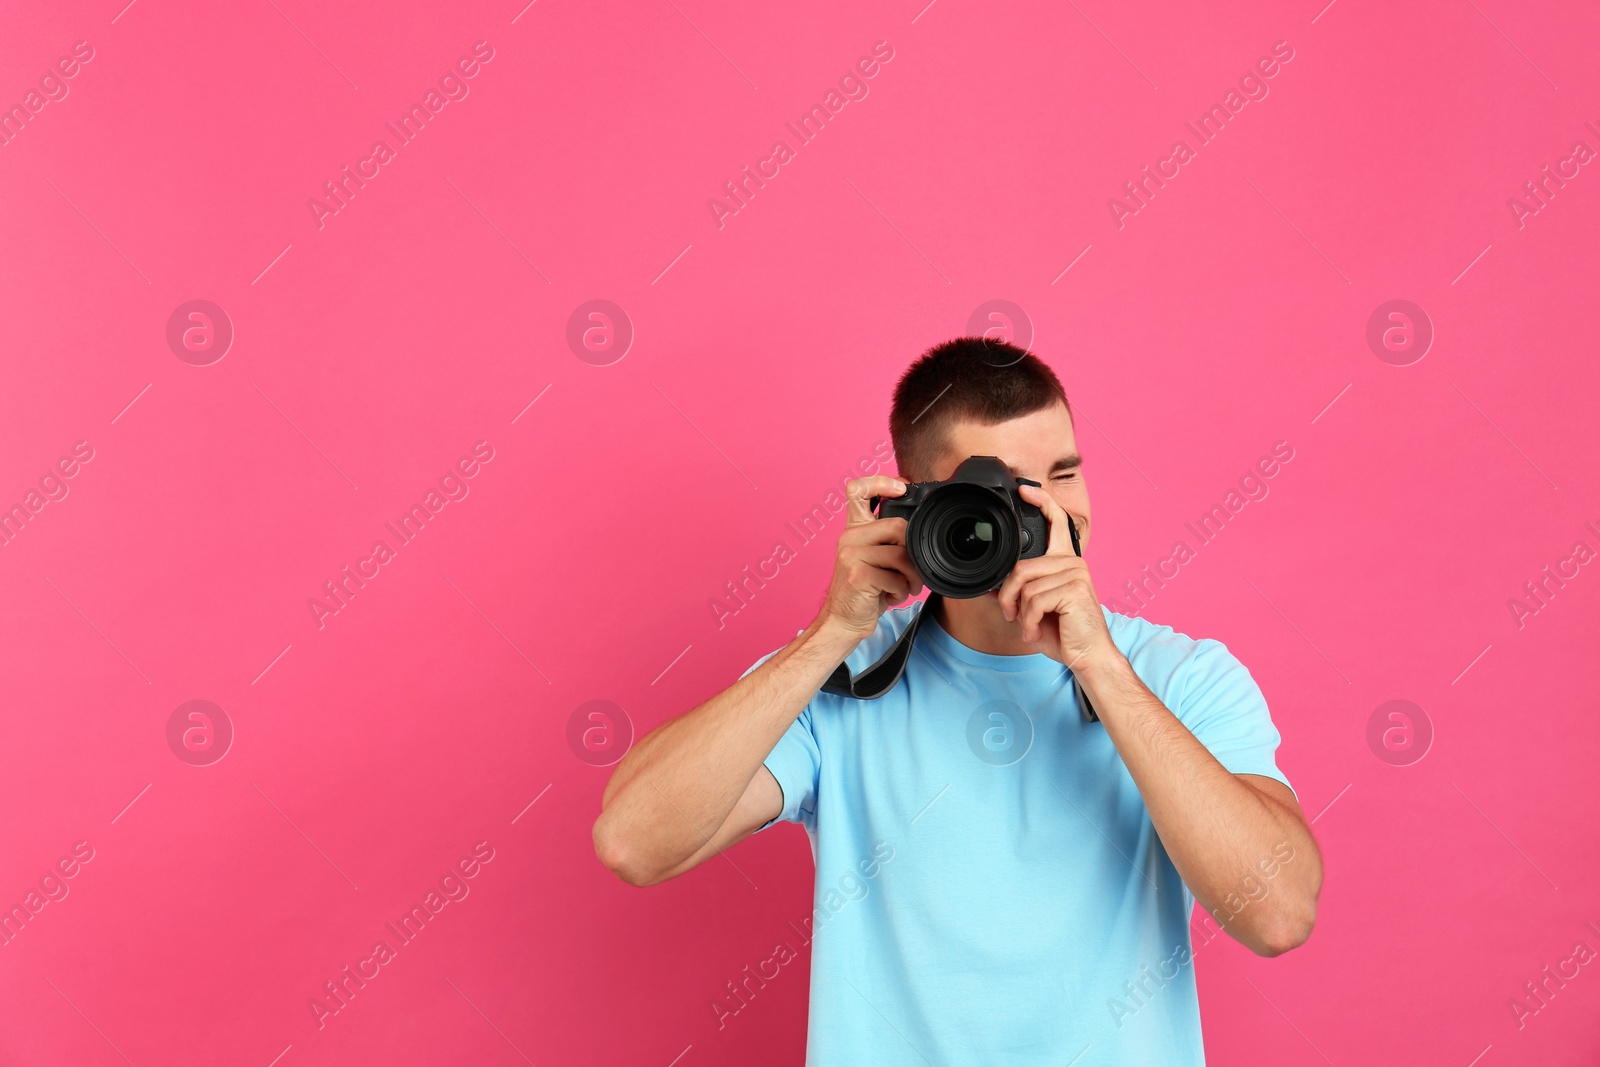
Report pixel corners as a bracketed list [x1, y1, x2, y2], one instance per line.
[1252, 901, 1317, 958]
[592, 812, 664, 888]
[1251, 849, 1323, 957]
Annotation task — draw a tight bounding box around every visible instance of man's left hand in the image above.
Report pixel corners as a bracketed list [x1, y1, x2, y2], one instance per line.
[996, 483, 1120, 673]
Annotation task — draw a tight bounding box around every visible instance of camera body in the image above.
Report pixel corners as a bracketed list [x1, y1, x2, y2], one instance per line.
[875, 455, 1054, 599]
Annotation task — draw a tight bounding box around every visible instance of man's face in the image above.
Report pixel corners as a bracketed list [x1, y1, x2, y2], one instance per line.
[927, 400, 1092, 553]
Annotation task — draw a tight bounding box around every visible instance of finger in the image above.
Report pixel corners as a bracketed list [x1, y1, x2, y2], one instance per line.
[844, 475, 910, 527]
[839, 516, 911, 548]
[1016, 482, 1076, 556]
[1017, 575, 1074, 641]
[855, 545, 924, 593]
[997, 554, 1082, 621]
[1029, 574, 1101, 642]
[850, 561, 911, 605]
[997, 564, 1027, 622]
[879, 572, 912, 605]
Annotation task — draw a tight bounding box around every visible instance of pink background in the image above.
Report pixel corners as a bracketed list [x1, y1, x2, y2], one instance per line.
[2, 0, 1598, 1063]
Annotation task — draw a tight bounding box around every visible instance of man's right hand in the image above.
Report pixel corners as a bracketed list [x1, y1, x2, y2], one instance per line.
[816, 475, 926, 641]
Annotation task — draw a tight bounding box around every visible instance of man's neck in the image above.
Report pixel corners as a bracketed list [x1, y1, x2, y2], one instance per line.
[932, 594, 1042, 657]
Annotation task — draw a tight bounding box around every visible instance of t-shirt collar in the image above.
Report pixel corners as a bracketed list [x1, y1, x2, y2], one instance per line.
[917, 602, 1067, 673]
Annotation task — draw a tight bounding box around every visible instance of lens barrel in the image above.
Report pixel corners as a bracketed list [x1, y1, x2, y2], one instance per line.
[905, 483, 1021, 598]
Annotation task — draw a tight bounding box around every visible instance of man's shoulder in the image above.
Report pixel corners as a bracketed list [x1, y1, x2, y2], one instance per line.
[1103, 603, 1203, 653]
[1101, 603, 1278, 731]
[1101, 604, 1239, 685]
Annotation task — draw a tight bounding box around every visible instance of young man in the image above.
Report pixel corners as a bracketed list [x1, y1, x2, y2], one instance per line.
[593, 338, 1323, 1064]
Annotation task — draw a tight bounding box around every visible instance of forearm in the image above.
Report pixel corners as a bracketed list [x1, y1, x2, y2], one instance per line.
[595, 616, 857, 880]
[1076, 655, 1321, 956]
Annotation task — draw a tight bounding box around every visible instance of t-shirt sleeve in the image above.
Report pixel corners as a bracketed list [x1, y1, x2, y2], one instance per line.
[739, 647, 822, 832]
[1175, 638, 1295, 799]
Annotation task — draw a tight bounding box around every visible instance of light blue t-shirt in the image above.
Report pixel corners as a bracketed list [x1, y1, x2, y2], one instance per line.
[743, 599, 1292, 1066]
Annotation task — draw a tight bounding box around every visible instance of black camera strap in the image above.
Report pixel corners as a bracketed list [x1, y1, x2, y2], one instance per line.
[817, 593, 1100, 722]
[818, 594, 942, 700]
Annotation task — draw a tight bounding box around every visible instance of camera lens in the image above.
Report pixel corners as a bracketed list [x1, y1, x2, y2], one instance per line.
[906, 485, 1020, 598]
[944, 516, 995, 562]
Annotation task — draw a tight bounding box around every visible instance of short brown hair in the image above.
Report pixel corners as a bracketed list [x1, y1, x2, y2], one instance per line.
[889, 338, 1071, 482]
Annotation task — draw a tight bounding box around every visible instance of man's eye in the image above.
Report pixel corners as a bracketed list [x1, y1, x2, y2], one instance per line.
[1053, 472, 1078, 481]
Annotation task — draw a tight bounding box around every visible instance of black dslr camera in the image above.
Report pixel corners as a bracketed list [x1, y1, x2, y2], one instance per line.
[875, 455, 1075, 599]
